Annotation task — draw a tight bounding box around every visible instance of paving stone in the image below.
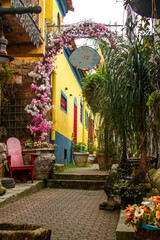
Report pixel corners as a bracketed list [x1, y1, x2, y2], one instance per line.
[0, 165, 120, 239]
[0, 188, 119, 240]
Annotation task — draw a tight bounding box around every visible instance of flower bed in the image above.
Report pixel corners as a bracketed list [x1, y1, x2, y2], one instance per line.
[22, 139, 56, 179]
[124, 196, 160, 231]
[22, 139, 55, 149]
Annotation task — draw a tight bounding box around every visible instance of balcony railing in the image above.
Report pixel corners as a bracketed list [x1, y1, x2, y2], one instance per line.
[10, 0, 41, 47]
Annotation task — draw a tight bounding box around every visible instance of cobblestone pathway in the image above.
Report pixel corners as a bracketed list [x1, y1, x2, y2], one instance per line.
[0, 188, 120, 240]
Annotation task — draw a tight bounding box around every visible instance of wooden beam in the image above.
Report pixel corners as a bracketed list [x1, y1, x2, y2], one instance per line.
[7, 43, 45, 57]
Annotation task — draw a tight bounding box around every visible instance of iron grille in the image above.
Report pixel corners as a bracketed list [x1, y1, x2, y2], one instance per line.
[2, 99, 31, 138]
[10, 0, 41, 48]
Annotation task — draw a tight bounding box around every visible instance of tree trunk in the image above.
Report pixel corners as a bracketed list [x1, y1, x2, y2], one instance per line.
[121, 131, 127, 168]
[104, 124, 109, 169]
[139, 107, 147, 172]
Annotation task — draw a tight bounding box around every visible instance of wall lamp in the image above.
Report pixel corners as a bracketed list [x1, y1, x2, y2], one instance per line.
[0, 1, 41, 64]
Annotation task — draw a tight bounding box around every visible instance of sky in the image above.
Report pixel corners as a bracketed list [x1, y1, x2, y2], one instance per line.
[64, 0, 126, 47]
[64, 0, 125, 27]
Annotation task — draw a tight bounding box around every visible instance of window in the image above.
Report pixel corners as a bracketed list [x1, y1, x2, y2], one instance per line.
[2, 98, 31, 138]
[80, 101, 83, 124]
[85, 109, 88, 130]
[60, 91, 67, 113]
[57, 12, 60, 32]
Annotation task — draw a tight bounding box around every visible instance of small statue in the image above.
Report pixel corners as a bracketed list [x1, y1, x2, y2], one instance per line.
[99, 171, 120, 210]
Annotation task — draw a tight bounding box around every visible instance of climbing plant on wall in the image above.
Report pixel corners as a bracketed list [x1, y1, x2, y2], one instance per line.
[25, 22, 116, 141]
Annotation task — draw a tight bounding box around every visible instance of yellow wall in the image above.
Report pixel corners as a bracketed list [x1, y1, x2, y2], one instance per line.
[46, 0, 63, 25]
[47, 0, 95, 147]
[52, 52, 84, 143]
[48, 0, 90, 145]
[51, 53, 93, 145]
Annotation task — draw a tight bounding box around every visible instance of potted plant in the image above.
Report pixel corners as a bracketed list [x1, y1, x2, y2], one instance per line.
[113, 179, 145, 209]
[22, 139, 56, 179]
[71, 134, 89, 166]
[96, 149, 105, 170]
[124, 196, 160, 239]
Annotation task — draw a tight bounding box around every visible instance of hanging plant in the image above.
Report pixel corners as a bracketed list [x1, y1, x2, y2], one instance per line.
[25, 22, 116, 141]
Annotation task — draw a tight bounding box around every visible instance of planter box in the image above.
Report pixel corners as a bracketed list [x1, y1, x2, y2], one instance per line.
[23, 148, 56, 180]
[134, 226, 160, 240]
[73, 152, 89, 166]
[0, 223, 51, 240]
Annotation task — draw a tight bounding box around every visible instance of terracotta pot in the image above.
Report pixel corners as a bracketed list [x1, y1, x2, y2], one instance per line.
[23, 148, 56, 179]
[73, 152, 89, 166]
[96, 153, 105, 170]
[0, 223, 51, 240]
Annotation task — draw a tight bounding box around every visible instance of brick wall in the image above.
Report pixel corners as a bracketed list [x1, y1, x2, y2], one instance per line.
[8, 59, 38, 99]
[1, 59, 38, 142]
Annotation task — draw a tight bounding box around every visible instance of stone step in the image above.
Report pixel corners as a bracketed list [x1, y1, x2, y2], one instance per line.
[50, 173, 108, 181]
[46, 179, 106, 190]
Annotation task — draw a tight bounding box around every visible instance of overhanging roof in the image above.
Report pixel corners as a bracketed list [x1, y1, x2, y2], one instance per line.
[66, 0, 74, 11]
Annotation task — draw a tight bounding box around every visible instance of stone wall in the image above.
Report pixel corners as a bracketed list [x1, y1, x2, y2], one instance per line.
[8, 59, 38, 99]
[0, 143, 7, 178]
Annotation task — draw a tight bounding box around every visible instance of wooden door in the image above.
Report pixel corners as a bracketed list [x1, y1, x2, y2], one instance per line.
[74, 103, 77, 143]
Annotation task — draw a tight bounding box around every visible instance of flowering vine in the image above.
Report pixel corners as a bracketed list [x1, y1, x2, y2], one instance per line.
[25, 22, 116, 141]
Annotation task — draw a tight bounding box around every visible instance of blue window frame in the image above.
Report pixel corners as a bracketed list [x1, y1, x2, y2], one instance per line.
[57, 12, 60, 32]
[85, 109, 88, 130]
[60, 90, 67, 114]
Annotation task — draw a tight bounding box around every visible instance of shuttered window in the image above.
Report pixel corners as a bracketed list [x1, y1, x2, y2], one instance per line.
[60, 91, 67, 113]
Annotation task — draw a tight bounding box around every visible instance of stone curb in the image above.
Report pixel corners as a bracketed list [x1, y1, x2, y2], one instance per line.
[116, 210, 134, 240]
[0, 180, 45, 208]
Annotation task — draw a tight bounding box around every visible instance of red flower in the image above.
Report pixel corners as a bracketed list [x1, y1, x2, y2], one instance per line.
[156, 210, 160, 220]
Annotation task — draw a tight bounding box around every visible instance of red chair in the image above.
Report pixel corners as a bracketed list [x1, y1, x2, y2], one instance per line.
[6, 137, 38, 183]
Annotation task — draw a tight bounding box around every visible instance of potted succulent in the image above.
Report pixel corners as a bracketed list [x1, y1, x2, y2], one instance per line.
[113, 179, 145, 209]
[124, 196, 160, 239]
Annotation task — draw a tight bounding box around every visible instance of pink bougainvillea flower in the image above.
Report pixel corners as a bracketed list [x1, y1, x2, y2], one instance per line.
[26, 22, 115, 141]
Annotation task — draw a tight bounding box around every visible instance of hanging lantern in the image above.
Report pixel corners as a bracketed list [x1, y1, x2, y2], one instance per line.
[0, 35, 14, 64]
